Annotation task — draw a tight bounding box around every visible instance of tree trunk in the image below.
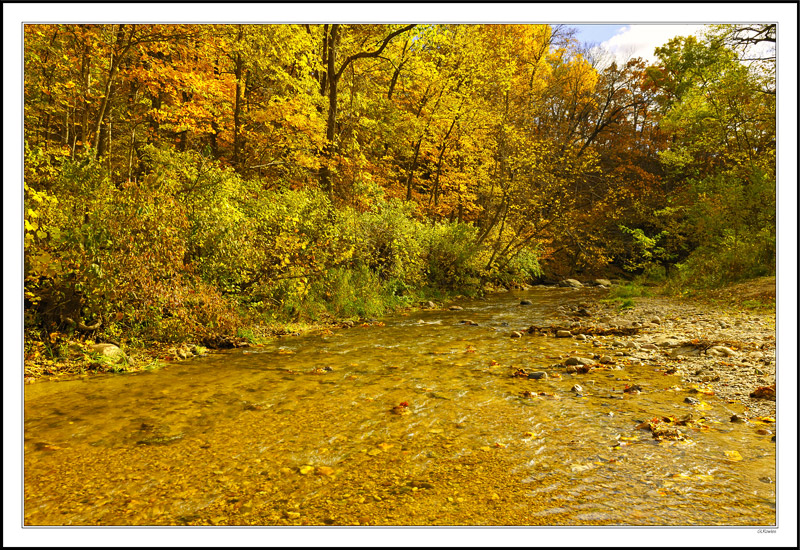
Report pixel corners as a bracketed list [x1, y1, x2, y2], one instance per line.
[232, 25, 245, 169]
[319, 24, 339, 197]
[405, 138, 422, 201]
[93, 25, 130, 158]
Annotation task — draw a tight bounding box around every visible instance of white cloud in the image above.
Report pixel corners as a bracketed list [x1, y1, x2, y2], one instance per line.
[599, 24, 707, 67]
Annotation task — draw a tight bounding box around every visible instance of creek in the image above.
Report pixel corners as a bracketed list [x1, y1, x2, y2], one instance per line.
[24, 287, 776, 526]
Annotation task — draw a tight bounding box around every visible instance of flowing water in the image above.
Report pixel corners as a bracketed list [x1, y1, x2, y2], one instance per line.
[24, 288, 776, 526]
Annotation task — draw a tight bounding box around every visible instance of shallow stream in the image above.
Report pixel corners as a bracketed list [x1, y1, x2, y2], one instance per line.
[24, 288, 776, 525]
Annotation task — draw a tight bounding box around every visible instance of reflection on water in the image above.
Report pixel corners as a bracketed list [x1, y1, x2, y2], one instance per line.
[24, 288, 776, 525]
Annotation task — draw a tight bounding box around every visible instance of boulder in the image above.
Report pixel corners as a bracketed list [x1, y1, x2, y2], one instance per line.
[594, 279, 612, 287]
[89, 343, 130, 365]
[559, 279, 583, 288]
[707, 346, 737, 357]
[669, 345, 701, 358]
[653, 336, 679, 347]
[555, 330, 573, 338]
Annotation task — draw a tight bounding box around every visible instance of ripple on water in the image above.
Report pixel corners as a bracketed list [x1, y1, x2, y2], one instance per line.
[24, 288, 776, 526]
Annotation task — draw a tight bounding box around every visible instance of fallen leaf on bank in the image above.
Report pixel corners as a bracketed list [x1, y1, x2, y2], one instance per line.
[367, 448, 382, 456]
[754, 416, 776, 423]
[299, 465, 314, 474]
[724, 450, 743, 461]
[689, 384, 715, 395]
[377, 442, 394, 451]
[316, 466, 335, 476]
[749, 385, 776, 400]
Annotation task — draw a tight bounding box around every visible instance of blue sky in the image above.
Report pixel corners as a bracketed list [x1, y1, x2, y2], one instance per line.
[572, 24, 626, 45]
[572, 24, 707, 65]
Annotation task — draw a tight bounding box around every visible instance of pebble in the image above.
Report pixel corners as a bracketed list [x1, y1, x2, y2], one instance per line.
[528, 371, 548, 380]
[575, 334, 587, 341]
[556, 330, 572, 338]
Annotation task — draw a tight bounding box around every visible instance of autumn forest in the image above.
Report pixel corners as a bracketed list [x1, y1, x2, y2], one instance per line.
[23, 23, 776, 355]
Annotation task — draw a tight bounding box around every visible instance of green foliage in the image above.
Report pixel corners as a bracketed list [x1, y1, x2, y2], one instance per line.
[420, 222, 481, 289]
[354, 199, 425, 284]
[618, 225, 673, 273]
[22, 23, 775, 364]
[609, 282, 653, 300]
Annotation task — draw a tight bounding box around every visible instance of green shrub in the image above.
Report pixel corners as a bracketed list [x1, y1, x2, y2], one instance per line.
[420, 221, 481, 290]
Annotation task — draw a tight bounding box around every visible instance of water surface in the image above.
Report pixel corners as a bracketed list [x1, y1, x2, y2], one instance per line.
[24, 288, 776, 525]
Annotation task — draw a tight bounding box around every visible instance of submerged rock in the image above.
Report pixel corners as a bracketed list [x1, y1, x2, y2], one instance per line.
[564, 356, 594, 366]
